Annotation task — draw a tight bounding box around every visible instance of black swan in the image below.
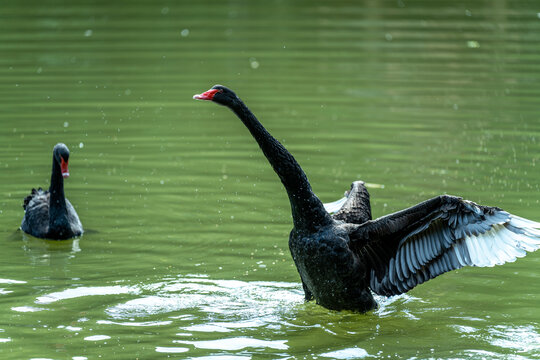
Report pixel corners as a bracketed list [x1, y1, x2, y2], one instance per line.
[194, 85, 540, 312]
[21, 143, 83, 240]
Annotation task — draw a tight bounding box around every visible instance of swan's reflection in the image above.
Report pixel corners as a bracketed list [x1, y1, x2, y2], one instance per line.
[21, 231, 81, 266]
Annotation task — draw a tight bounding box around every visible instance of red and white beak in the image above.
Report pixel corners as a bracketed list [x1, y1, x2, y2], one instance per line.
[60, 157, 69, 178]
[193, 88, 219, 101]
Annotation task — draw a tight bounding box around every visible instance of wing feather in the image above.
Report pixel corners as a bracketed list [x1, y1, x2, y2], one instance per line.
[351, 195, 540, 296]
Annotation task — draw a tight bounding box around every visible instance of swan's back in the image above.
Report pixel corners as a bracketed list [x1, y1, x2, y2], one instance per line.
[21, 188, 50, 238]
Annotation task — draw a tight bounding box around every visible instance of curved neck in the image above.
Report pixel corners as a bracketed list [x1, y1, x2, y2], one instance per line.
[48, 158, 67, 230]
[229, 99, 332, 231]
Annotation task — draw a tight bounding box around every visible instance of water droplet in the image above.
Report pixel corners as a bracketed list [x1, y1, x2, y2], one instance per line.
[84, 29, 93, 37]
[63, 122, 69, 128]
[249, 57, 260, 69]
[180, 29, 189, 37]
[467, 40, 480, 48]
[79, 142, 84, 148]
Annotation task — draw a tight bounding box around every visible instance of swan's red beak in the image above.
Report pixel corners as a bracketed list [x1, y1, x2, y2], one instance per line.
[60, 157, 69, 178]
[193, 89, 219, 101]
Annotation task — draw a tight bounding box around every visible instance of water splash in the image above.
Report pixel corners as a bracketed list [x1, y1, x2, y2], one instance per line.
[106, 277, 304, 321]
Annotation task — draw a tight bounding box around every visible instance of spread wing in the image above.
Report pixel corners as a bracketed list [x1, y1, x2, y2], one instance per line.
[349, 195, 540, 296]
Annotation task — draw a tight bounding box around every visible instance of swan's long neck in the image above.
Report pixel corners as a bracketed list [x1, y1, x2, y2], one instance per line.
[230, 100, 333, 231]
[48, 158, 68, 233]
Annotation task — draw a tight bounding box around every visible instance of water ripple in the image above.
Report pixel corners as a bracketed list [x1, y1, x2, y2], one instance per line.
[35, 285, 140, 304]
[98, 319, 173, 327]
[174, 337, 288, 351]
[106, 277, 304, 321]
[11, 306, 47, 313]
[185, 356, 249, 360]
[487, 325, 540, 353]
[320, 347, 370, 359]
[0, 279, 26, 284]
[83, 335, 111, 341]
[155, 346, 189, 354]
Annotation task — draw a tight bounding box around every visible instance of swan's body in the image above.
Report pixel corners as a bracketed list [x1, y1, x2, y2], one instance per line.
[194, 85, 540, 312]
[21, 143, 83, 240]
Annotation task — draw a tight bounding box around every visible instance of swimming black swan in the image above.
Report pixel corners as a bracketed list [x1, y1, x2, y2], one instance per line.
[21, 143, 83, 240]
[194, 85, 540, 312]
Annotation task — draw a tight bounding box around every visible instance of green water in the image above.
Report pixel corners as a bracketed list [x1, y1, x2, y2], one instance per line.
[1, 1, 540, 359]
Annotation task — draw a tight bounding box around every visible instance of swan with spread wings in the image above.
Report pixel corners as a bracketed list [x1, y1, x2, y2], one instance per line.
[194, 85, 540, 312]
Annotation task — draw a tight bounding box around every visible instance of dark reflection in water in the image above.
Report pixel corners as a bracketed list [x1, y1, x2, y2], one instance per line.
[21, 233, 82, 264]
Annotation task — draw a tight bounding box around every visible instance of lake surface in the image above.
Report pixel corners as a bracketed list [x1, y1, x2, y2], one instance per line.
[1, 1, 540, 359]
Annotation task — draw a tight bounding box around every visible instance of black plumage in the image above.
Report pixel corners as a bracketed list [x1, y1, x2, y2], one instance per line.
[194, 85, 540, 312]
[21, 143, 83, 240]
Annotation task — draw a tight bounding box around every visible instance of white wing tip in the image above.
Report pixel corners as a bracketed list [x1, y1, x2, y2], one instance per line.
[464, 214, 540, 268]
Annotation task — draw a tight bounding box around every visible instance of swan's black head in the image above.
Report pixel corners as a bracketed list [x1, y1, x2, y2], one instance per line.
[53, 143, 70, 178]
[193, 85, 239, 107]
